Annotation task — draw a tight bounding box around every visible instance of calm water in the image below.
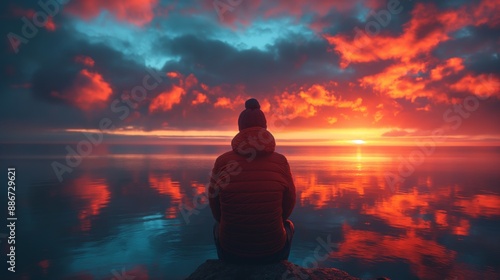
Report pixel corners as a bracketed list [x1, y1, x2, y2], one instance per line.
[1, 145, 500, 280]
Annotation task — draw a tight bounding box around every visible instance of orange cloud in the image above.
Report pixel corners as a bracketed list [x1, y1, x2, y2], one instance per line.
[192, 91, 208, 105]
[373, 110, 384, 122]
[430, 57, 464, 81]
[74, 55, 95, 67]
[65, 0, 158, 26]
[327, 116, 338, 124]
[274, 91, 317, 120]
[51, 69, 113, 111]
[340, 98, 365, 111]
[184, 74, 198, 89]
[451, 74, 500, 98]
[213, 97, 231, 108]
[298, 84, 337, 106]
[360, 60, 451, 102]
[166, 71, 181, 79]
[149, 85, 186, 112]
[416, 104, 431, 112]
[260, 98, 271, 113]
[324, 2, 495, 67]
[45, 17, 56, 31]
[473, 0, 500, 27]
[213, 95, 246, 109]
[274, 83, 366, 122]
[360, 55, 494, 104]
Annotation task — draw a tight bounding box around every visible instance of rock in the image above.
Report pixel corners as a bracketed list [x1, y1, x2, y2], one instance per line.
[185, 259, 390, 280]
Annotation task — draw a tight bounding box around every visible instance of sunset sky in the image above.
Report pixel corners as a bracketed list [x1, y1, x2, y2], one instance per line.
[1, 0, 499, 145]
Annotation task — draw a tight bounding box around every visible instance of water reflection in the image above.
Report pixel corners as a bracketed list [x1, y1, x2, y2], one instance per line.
[9, 146, 500, 279]
[66, 176, 111, 231]
[333, 225, 457, 280]
[287, 146, 500, 280]
[455, 194, 500, 218]
[149, 173, 182, 219]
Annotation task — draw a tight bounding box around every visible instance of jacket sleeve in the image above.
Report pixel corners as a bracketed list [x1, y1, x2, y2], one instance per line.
[282, 157, 296, 220]
[208, 158, 221, 222]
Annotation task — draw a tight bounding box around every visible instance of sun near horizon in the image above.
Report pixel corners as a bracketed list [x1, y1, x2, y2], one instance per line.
[15, 127, 497, 147]
[351, 139, 366, 145]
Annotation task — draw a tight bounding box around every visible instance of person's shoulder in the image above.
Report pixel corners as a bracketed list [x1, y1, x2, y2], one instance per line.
[215, 151, 237, 162]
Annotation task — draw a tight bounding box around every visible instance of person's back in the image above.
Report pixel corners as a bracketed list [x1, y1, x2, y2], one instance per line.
[209, 98, 296, 263]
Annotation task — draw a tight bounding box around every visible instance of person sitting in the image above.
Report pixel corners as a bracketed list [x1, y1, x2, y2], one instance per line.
[208, 98, 296, 264]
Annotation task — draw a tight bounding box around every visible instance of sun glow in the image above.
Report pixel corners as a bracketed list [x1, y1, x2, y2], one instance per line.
[352, 139, 366, 145]
[57, 128, 500, 146]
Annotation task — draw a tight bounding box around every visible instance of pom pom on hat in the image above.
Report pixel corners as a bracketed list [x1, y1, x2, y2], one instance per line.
[245, 98, 260, 109]
[238, 98, 267, 131]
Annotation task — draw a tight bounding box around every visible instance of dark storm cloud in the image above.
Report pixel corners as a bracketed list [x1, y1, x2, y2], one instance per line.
[434, 25, 500, 74]
[313, 0, 415, 36]
[2, 28, 174, 130]
[161, 33, 341, 93]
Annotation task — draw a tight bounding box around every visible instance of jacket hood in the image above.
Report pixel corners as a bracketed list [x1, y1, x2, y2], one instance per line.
[231, 127, 275, 157]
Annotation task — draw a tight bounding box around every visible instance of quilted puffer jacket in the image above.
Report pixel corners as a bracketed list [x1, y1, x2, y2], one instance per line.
[209, 127, 296, 257]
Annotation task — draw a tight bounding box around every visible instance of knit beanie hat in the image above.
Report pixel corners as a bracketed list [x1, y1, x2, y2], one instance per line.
[238, 98, 267, 131]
